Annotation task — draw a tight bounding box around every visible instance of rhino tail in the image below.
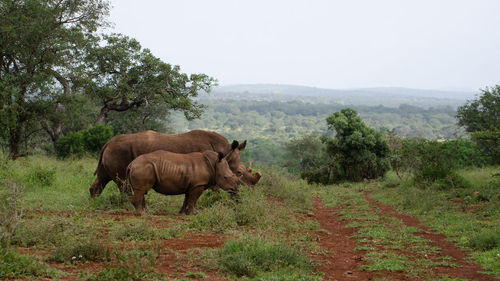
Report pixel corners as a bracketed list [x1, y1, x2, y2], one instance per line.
[125, 164, 131, 183]
[94, 142, 109, 176]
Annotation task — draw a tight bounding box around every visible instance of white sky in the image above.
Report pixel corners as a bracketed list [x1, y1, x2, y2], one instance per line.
[108, 0, 500, 90]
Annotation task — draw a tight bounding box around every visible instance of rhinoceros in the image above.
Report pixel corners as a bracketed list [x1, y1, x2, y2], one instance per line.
[89, 130, 261, 197]
[127, 149, 240, 215]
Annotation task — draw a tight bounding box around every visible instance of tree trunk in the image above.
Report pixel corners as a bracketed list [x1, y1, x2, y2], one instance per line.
[8, 125, 23, 159]
[96, 107, 109, 124]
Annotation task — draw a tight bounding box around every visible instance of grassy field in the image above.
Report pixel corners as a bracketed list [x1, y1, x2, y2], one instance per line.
[0, 155, 320, 280]
[1, 154, 499, 280]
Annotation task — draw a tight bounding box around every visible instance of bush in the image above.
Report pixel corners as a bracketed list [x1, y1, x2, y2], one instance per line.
[469, 228, 500, 251]
[48, 241, 111, 263]
[89, 189, 132, 211]
[197, 189, 232, 209]
[57, 131, 86, 158]
[400, 139, 459, 185]
[82, 125, 115, 152]
[0, 181, 23, 248]
[0, 249, 61, 279]
[57, 125, 114, 158]
[83, 247, 165, 281]
[26, 165, 56, 188]
[441, 139, 489, 167]
[110, 221, 157, 241]
[319, 108, 391, 183]
[188, 202, 237, 233]
[216, 236, 312, 278]
[13, 219, 68, 248]
[84, 264, 166, 281]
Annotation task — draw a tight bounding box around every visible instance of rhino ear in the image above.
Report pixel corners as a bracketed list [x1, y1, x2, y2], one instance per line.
[218, 152, 224, 161]
[238, 140, 247, 151]
[231, 140, 239, 150]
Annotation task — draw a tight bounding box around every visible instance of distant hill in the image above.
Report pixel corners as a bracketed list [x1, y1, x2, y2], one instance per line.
[208, 84, 477, 108]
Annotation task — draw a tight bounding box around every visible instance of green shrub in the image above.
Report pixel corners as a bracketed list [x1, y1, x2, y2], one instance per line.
[110, 220, 157, 241]
[401, 139, 459, 186]
[316, 108, 391, 183]
[0, 181, 23, 248]
[0, 249, 61, 279]
[259, 168, 313, 213]
[216, 236, 312, 278]
[188, 202, 237, 233]
[197, 189, 232, 209]
[26, 165, 56, 188]
[82, 125, 115, 152]
[13, 218, 69, 247]
[48, 240, 111, 263]
[441, 139, 489, 167]
[89, 190, 132, 211]
[57, 125, 114, 158]
[83, 264, 166, 281]
[57, 131, 86, 158]
[469, 228, 500, 251]
[83, 247, 165, 281]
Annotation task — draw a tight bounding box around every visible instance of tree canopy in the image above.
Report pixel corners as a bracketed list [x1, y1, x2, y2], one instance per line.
[457, 85, 500, 163]
[0, 0, 216, 158]
[323, 108, 390, 182]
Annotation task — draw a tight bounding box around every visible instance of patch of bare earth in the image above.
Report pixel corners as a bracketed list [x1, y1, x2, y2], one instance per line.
[156, 233, 228, 280]
[364, 193, 499, 281]
[311, 197, 407, 281]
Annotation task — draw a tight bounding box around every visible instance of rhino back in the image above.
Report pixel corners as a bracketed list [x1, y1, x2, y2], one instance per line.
[145, 151, 211, 195]
[101, 130, 230, 182]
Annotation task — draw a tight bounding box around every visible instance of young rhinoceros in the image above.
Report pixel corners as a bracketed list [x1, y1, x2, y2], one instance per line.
[126, 149, 240, 215]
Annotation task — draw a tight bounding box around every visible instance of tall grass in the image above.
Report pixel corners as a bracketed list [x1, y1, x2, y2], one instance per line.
[373, 165, 500, 277]
[211, 235, 318, 280]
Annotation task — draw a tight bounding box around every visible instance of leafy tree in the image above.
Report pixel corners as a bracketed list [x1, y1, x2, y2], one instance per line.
[0, 0, 110, 158]
[457, 85, 500, 163]
[84, 34, 216, 125]
[398, 139, 470, 189]
[56, 124, 113, 158]
[322, 108, 390, 182]
[284, 134, 329, 175]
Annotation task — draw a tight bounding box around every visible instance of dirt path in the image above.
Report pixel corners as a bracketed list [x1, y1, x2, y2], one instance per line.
[364, 193, 499, 281]
[312, 197, 405, 281]
[312, 195, 499, 281]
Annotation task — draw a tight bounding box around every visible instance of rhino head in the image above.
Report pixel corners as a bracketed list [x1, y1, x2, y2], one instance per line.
[225, 140, 262, 186]
[213, 152, 240, 194]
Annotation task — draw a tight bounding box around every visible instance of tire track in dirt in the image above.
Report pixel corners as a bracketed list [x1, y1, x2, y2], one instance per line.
[364, 193, 499, 281]
[312, 197, 406, 281]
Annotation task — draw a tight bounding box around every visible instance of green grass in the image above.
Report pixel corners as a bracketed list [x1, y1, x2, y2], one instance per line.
[0, 154, 321, 280]
[212, 235, 318, 280]
[318, 181, 460, 279]
[48, 240, 111, 263]
[372, 165, 500, 277]
[0, 249, 62, 279]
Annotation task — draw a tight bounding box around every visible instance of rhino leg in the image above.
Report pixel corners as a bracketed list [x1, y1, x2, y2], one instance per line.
[131, 190, 146, 215]
[179, 194, 189, 214]
[184, 185, 205, 215]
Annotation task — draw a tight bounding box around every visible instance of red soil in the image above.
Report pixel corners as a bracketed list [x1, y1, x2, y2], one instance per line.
[364, 193, 499, 281]
[156, 233, 228, 280]
[311, 197, 407, 280]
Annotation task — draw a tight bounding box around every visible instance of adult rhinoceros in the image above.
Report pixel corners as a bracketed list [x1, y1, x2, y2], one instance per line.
[89, 130, 261, 197]
[127, 149, 240, 215]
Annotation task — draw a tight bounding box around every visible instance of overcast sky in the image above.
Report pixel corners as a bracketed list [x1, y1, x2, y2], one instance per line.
[108, 0, 500, 90]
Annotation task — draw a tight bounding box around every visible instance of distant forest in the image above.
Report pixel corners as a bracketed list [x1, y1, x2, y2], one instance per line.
[169, 97, 465, 165]
[170, 99, 463, 141]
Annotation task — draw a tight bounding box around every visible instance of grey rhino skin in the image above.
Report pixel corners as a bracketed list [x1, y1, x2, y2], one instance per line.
[89, 130, 261, 197]
[127, 149, 240, 215]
